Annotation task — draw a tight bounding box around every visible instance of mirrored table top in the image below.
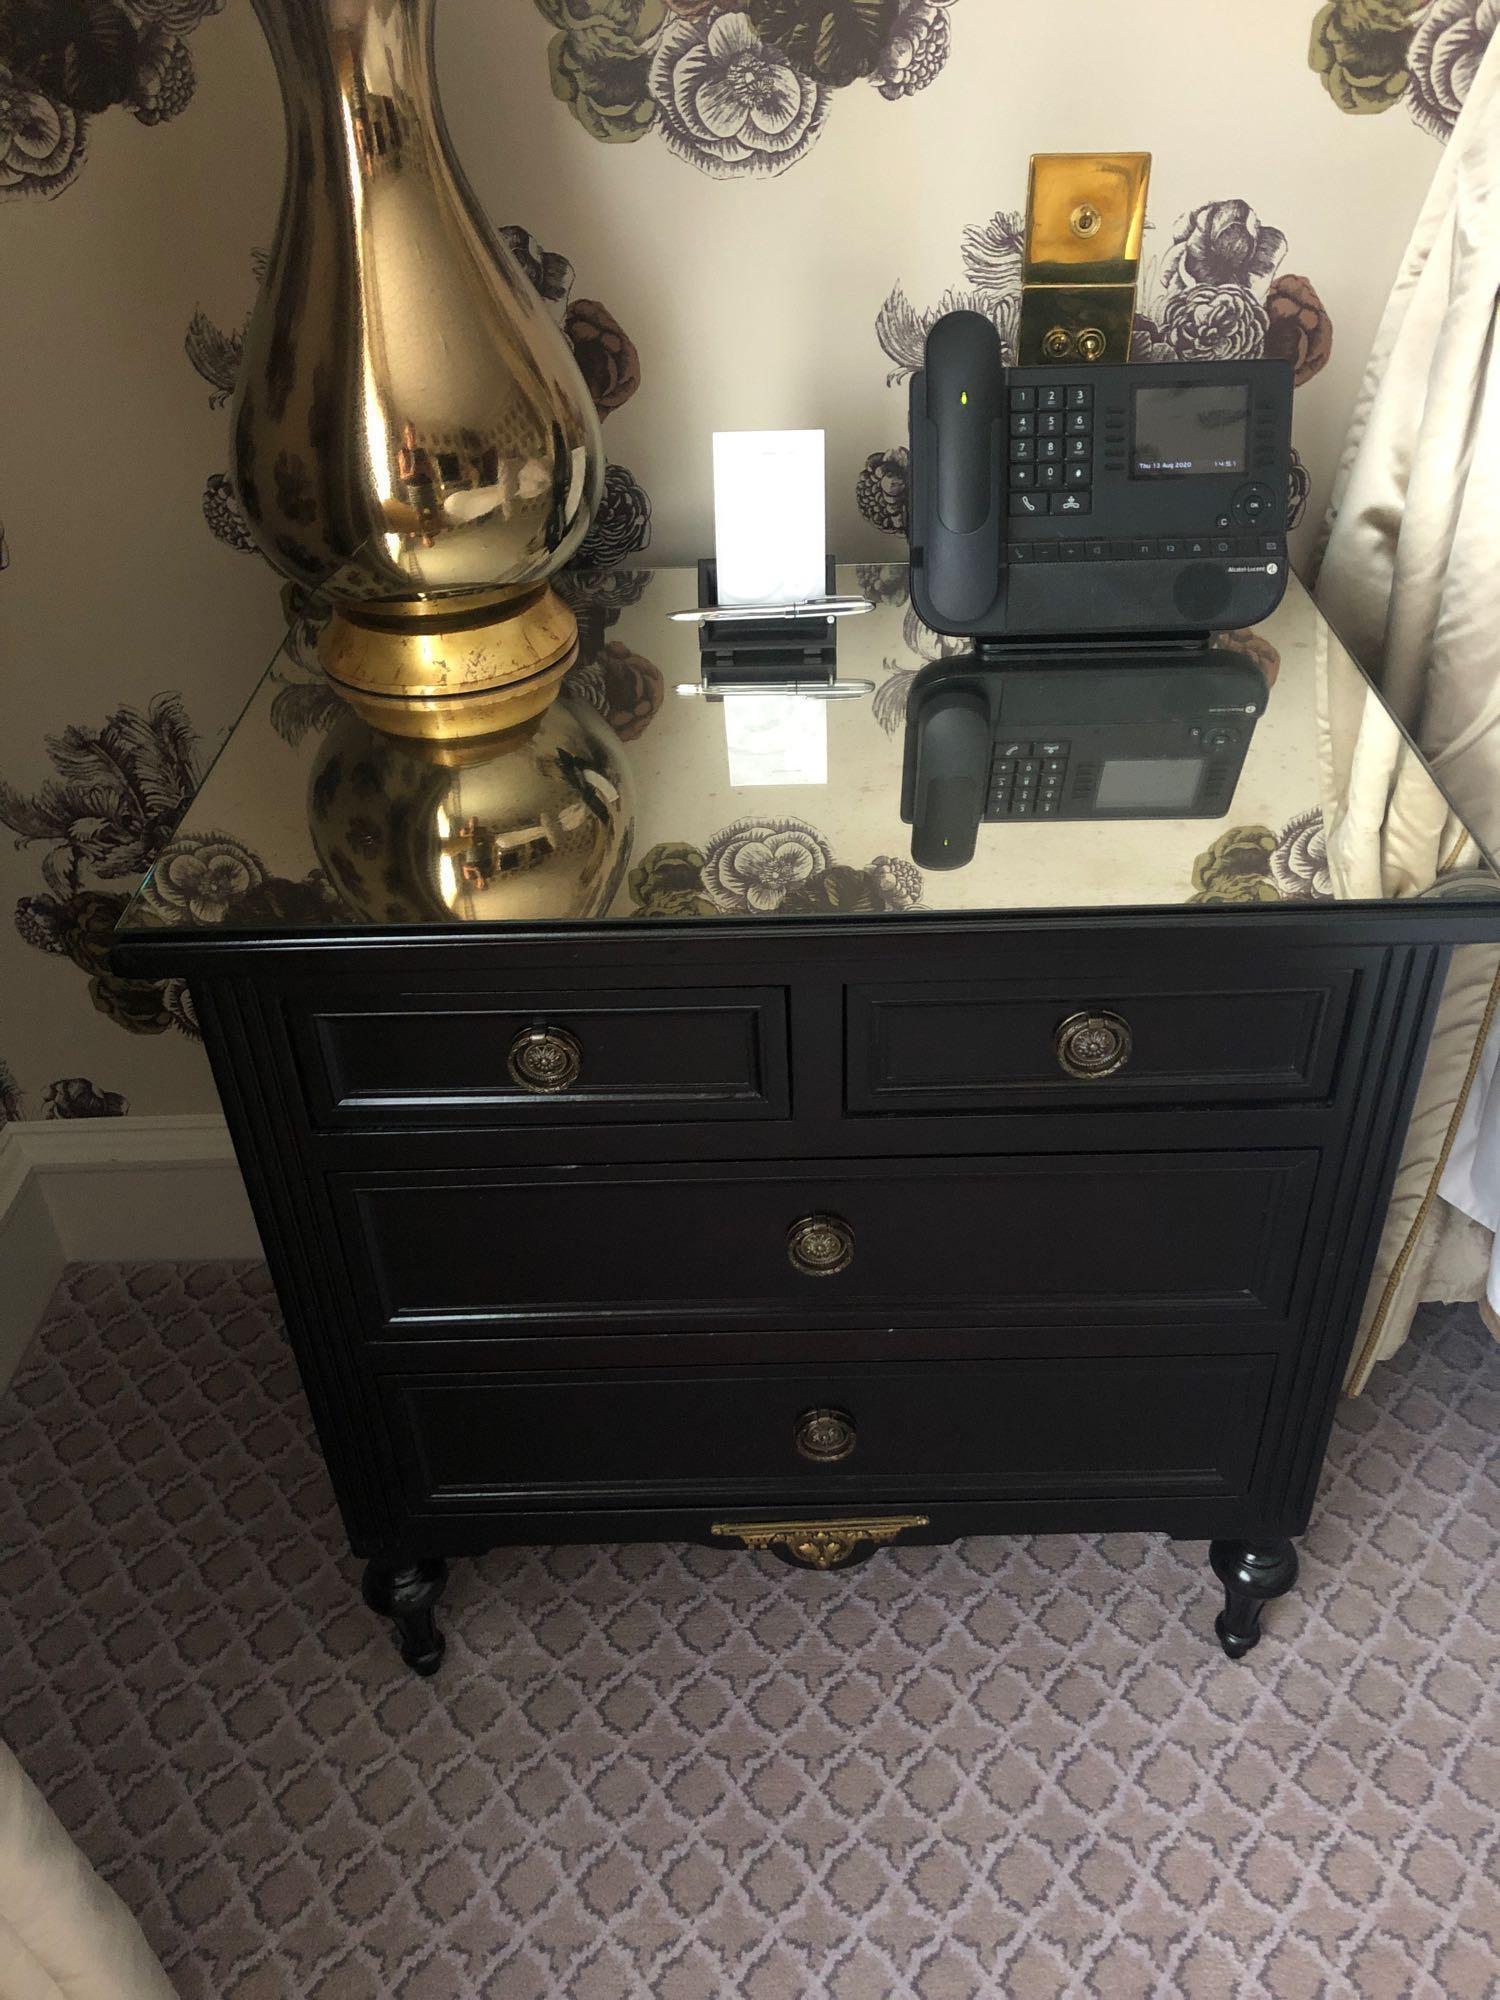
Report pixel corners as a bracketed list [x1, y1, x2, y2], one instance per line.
[116, 565, 1500, 944]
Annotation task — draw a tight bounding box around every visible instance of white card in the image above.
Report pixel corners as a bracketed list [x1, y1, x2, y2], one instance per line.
[712, 430, 826, 608]
[722, 695, 828, 788]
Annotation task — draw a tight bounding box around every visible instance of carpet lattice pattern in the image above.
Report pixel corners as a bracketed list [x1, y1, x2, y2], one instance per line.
[1, 1265, 1498, 1999]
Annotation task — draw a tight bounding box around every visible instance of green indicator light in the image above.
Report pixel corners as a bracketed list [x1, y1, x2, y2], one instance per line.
[960, 391, 968, 406]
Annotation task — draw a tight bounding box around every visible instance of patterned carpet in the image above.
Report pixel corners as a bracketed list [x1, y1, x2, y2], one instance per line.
[1, 1266, 1497, 2000]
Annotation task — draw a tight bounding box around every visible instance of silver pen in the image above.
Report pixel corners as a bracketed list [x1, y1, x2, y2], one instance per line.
[670, 596, 873, 625]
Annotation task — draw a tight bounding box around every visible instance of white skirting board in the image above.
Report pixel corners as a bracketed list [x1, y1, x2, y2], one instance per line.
[0, 1116, 260, 1392]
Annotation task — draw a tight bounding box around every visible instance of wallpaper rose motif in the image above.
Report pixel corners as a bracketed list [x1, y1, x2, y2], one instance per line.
[535, 0, 961, 176]
[703, 816, 835, 910]
[1309, 0, 1497, 139]
[42, 1076, 129, 1117]
[1188, 809, 1334, 905]
[1407, 0, 1500, 133]
[0, 704, 321, 1041]
[0, 694, 207, 1034]
[0, 1060, 130, 1121]
[1161, 201, 1288, 293]
[630, 815, 924, 916]
[650, 10, 828, 174]
[136, 830, 264, 925]
[863, 194, 1332, 537]
[0, 0, 222, 200]
[565, 640, 666, 741]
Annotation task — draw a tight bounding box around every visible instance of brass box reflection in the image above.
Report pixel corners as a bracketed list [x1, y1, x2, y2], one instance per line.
[1018, 151, 1151, 367]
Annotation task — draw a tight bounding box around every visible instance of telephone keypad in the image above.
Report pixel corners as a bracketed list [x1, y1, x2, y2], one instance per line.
[1012, 380, 1091, 513]
[988, 741, 1072, 819]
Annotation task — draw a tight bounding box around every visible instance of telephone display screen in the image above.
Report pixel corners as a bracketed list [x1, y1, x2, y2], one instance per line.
[1131, 383, 1250, 479]
[1094, 757, 1205, 809]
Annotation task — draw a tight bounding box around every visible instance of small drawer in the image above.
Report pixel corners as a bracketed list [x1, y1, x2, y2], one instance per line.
[847, 953, 1362, 1114]
[288, 984, 789, 1128]
[338, 1149, 1317, 1338]
[383, 1352, 1277, 1508]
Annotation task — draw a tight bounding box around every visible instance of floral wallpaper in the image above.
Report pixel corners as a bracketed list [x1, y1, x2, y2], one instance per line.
[1309, 0, 1498, 134]
[0, 0, 223, 200]
[0, 2, 1494, 1120]
[631, 820, 923, 918]
[534, 0, 960, 175]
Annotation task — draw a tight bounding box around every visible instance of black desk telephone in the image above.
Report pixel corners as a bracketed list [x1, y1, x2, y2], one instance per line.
[901, 652, 1269, 869]
[902, 309, 1294, 866]
[908, 310, 1294, 639]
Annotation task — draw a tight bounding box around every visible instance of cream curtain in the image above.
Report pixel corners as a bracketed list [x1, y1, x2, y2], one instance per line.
[1315, 30, 1500, 1386]
[1316, 32, 1500, 846]
[0, 1741, 176, 2000]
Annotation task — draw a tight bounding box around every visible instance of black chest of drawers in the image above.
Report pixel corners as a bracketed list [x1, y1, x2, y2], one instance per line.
[130, 918, 1445, 1670]
[112, 566, 1500, 1674]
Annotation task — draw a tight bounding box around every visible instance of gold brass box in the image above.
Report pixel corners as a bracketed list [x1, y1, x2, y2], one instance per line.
[1017, 151, 1151, 367]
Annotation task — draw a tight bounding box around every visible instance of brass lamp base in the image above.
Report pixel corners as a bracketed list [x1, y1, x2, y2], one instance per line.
[317, 584, 580, 743]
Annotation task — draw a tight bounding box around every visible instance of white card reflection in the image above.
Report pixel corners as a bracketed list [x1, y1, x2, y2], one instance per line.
[721, 695, 828, 788]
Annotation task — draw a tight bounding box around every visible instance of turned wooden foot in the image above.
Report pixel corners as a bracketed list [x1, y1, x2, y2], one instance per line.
[361, 1557, 448, 1676]
[1209, 1538, 1298, 1659]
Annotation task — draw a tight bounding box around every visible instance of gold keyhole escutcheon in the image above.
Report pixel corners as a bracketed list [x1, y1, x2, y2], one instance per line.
[795, 1408, 857, 1464]
[1056, 1010, 1132, 1080]
[507, 1025, 583, 1093]
[787, 1214, 854, 1277]
[1070, 202, 1102, 238]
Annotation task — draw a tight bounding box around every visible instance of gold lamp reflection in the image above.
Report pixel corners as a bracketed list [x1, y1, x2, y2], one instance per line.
[307, 698, 633, 925]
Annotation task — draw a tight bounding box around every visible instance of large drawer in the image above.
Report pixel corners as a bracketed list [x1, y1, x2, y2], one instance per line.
[287, 983, 790, 1129]
[383, 1352, 1277, 1508]
[846, 951, 1363, 1114]
[337, 1150, 1318, 1337]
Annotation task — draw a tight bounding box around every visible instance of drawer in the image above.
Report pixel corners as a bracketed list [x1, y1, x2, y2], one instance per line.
[338, 1150, 1317, 1337]
[288, 984, 789, 1128]
[847, 954, 1362, 1114]
[383, 1353, 1277, 1508]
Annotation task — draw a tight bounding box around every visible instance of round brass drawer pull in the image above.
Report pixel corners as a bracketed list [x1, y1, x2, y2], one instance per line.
[1056, 1009, 1132, 1080]
[787, 1213, 854, 1277]
[795, 1408, 857, 1464]
[507, 1025, 583, 1093]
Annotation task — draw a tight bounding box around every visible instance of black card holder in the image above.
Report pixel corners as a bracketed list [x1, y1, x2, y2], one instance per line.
[696, 555, 840, 688]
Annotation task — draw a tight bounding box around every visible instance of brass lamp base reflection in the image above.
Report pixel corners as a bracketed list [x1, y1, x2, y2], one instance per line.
[317, 584, 580, 744]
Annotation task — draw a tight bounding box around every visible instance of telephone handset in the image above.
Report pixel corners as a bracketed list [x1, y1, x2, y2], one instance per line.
[909, 311, 1295, 641]
[902, 652, 1270, 869]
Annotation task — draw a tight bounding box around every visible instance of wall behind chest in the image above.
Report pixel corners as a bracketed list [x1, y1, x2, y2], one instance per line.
[0, 0, 1487, 1123]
